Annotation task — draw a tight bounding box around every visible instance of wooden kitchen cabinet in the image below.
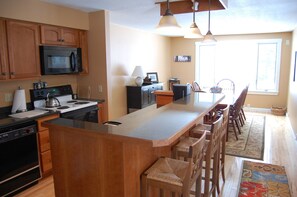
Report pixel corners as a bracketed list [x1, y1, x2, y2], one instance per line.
[40, 25, 79, 47]
[79, 30, 89, 75]
[37, 114, 59, 177]
[0, 19, 8, 80]
[126, 83, 163, 113]
[3, 20, 41, 80]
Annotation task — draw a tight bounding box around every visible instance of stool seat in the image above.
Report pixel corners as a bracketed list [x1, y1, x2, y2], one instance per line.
[145, 157, 190, 187]
[174, 137, 199, 153]
[192, 124, 211, 133]
[174, 137, 210, 156]
[142, 131, 206, 197]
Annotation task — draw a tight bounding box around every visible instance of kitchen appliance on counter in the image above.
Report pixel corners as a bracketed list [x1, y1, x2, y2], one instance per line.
[40, 46, 82, 75]
[0, 120, 40, 196]
[30, 85, 99, 123]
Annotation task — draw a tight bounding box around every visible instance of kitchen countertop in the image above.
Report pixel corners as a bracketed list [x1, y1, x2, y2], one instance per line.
[0, 110, 59, 129]
[44, 92, 225, 147]
[0, 98, 105, 129]
[41, 92, 225, 197]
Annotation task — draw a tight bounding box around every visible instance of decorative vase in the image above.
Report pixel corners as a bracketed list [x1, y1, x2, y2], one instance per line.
[135, 77, 143, 86]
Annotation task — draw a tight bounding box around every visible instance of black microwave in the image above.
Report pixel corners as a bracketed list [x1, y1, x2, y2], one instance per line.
[40, 46, 82, 75]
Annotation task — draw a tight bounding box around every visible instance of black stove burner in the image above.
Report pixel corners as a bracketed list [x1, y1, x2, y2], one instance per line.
[57, 106, 70, 109]
[74, 101, 89, 105]
[67, 100, 77, 103]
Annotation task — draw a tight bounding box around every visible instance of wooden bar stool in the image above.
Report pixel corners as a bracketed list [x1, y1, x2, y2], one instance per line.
[174, 115, 223, 197]
[141, 131, 206, 197]
[216, 104, 229, 185]
[190, 104, 229, 194]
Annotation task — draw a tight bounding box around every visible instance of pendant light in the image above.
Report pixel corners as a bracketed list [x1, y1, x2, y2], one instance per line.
[156, 0, 182, 35]
[184, 0, 204, 39]
[203, 0, 216, 42]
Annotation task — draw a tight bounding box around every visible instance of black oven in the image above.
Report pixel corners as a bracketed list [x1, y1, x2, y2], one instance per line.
[60, 105, 99, 123]
[40, 46, 82, 75]
[0, 120, 41, 196]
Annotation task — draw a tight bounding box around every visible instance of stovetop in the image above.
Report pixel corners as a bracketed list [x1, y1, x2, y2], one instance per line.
[30, 85, 98, 113]
[34, 95, 98, 113]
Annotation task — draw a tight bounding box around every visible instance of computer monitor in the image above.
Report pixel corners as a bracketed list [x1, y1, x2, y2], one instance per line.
[172, 84, 191, 101]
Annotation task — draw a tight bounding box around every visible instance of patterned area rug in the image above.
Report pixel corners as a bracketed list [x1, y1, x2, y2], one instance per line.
[226, 114, 265, 160]
[238, 160, 291, 197]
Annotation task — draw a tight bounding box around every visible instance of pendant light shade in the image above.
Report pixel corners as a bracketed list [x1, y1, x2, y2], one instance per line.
[156, 0, 182, 35]
[203, 0, 216, 42]
[203, 30, 217, 42]
[184, 1, 204, 39]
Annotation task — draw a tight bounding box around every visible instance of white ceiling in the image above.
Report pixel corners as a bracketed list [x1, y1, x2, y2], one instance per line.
[41, 0, 297, 37]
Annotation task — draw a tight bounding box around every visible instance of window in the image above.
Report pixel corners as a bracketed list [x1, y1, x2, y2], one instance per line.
[195, 39, 282, 94]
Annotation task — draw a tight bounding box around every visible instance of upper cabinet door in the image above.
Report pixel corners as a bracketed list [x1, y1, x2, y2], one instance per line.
[6, 20, 41, 79]
[40, 25, 61, 45]
[0, 19, 9, 80]
[61, 28, 79, 47]
[41, 25, 79, 47]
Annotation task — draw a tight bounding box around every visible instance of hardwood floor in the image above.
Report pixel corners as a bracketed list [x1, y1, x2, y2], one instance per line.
[16, 112, 297, 197]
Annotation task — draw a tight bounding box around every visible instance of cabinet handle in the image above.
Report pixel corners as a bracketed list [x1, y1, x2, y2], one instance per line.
[10, 72, 15, 75]
[61, 39, 64, 42]
[1, 72, 5, 76]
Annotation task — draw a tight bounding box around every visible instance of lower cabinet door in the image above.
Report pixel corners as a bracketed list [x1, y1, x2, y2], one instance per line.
[38, 129, 50, 152]
[41, 150, 52, 174]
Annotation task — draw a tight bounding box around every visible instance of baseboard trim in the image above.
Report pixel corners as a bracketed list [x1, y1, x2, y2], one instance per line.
[243, 107, 272, 113]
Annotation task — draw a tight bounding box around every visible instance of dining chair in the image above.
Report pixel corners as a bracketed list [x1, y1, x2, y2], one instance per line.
[216, 79, 235, 94]
[240, 85, 249, 122]
[228, 90, 245, 140]
[191, 81, 206, 92]
[141, 131, 206, 197]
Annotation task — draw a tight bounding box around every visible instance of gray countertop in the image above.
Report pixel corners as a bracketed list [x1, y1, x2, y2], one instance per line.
[0, 111, 58, 129]
[43, 92, 225, 147]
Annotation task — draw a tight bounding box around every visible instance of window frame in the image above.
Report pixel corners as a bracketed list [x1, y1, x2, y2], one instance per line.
[195, 39, 282, 95]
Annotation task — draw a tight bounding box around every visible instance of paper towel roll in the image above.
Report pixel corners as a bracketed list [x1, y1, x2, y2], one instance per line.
[11, 89, 27, 113]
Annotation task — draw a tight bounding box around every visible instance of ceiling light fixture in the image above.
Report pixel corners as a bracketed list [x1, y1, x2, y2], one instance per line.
[203, 0, 217, 42]
[184, 0, 204, 39]
[156, 0, 182, 35]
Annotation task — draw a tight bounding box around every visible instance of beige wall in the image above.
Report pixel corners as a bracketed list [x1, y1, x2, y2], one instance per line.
[77, 11, 109, 119]
[288, 28, 297, 137]
[0, 0, 89, 29]
[0, 76, 77, 107]
[0, 0, 90, 107]
[171, 33, 292, 108]
[109, 24, 172, 119]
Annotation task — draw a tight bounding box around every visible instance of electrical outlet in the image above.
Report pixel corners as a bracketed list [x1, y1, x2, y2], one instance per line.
[5, 93, 13, 102]
[98, 85, 103, 93]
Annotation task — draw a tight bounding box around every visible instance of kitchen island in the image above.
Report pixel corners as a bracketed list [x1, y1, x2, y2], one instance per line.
[42, 92, 224, 197]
